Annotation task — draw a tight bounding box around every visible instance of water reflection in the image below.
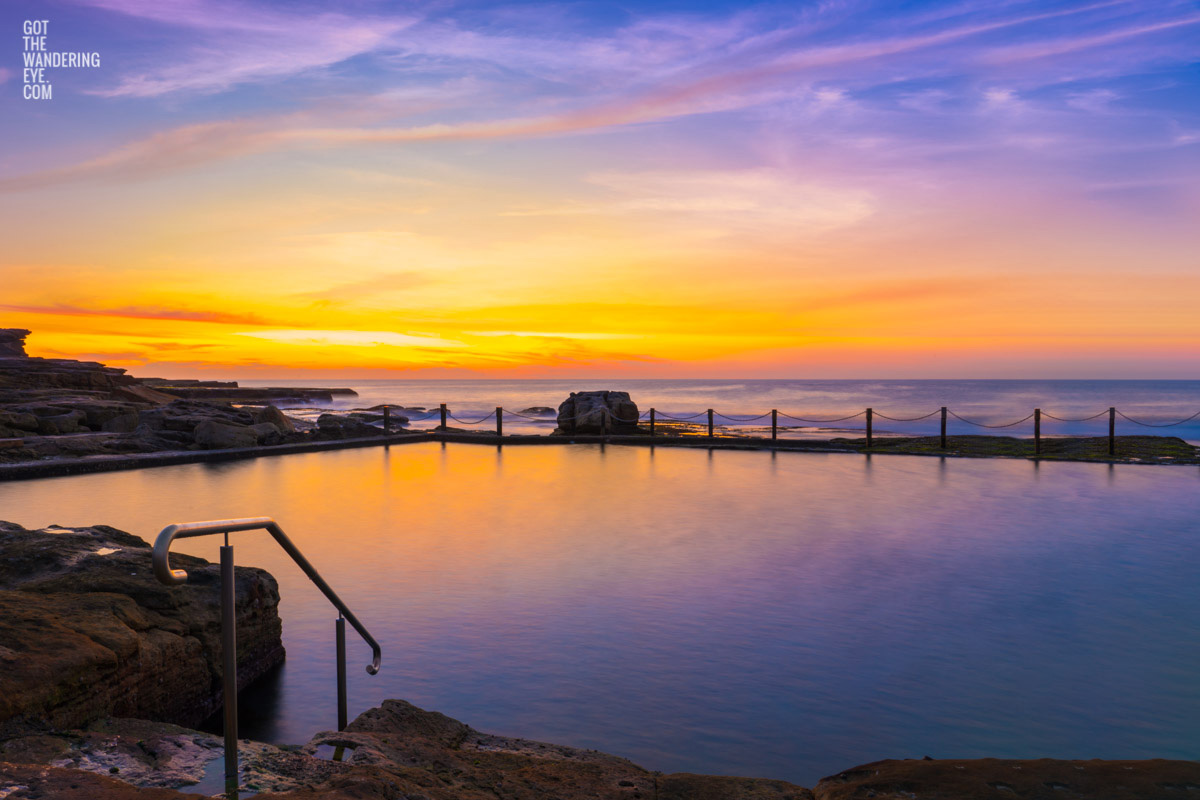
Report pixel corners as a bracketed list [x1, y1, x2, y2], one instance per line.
[1, 443, 1199, 787]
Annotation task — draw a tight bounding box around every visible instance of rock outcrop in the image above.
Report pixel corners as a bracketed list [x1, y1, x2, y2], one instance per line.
[554, 390, 640, 435]
[0, 331, 395, 465]
[813, 757, 1200, 799]
[0, 700, 815, 799]
[0, 329, 30, 358]
[0, 522, 285, 730]
[139, 385, 358, 403]
[315, 413, 385, 439]
[10, 699, 1197, 799]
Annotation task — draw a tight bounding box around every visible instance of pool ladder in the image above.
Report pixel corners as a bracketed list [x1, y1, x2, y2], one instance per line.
[152, 517, 382, 798]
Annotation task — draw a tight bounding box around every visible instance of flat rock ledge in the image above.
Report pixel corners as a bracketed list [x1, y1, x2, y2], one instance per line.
[3, 702, 1199, 799]
[0, 522, 284, 731]
[0, 700, 815, 799]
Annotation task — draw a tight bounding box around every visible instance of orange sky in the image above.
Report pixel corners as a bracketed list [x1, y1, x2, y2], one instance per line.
[3, 0, 1198, 378]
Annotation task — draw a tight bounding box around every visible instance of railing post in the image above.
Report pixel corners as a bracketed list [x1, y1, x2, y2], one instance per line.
[707, 409, 714, 438]
[439, 403, 447, 430]
[940, 407, 947, 449]
[771, 409, 777, 441]
[1109, 407, 1116, 456]
[649, 408, 655, 437]
[496, 407, 503, 437]
[336, 615, 347, 731]
[382, 406, 390, 433]
[1034, 408, 1041, 455]
[220, 545, 238, 798]
[601, 408, 608, 437]
[866, 408, 873, 448]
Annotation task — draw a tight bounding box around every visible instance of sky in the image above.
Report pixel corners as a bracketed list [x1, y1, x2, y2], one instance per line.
[1, 0, 1198, 378]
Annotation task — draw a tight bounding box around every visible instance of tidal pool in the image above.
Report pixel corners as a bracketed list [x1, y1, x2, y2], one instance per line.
[3, 442, 1198, 786]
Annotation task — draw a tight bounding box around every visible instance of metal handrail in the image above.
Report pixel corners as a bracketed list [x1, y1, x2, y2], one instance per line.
[152, 516, 381, 798]
[153, 516, 381, 674]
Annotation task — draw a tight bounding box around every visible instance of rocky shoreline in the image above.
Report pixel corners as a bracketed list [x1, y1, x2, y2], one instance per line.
[0, 522, 284, 731]
[0, 329, 399, 467]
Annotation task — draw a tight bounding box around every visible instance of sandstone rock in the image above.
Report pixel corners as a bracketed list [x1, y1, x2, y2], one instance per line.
[252, 404, 296, 433]
[155, 387, 356, 403]
[139, 378, 237, 388]
[0, 355, 135, 395]
[70, 400, 142, 429]
[0, 762, 198, 799]
[250, 422, 283, 444]
[316, 414, 382, 439]
[139, 400, 254, 434]
[0, 411, 38, 431]
[17, 700, 810, 799]
[102, 412, 141, 433]
[36, 409, 87, 435]
[21, 433, 124, 458]
[112, 384, 178, 405]
[0, 329, 30, 358]
[8, 700, 1200, 800]
[555, 390, 640, 434]
[0, 522, 284, 730]
[813, 757, 1200, 799]
[193, 419, 258, 449]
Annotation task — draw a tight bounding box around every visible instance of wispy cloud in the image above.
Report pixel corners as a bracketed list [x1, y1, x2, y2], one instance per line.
[0, 303, 271, 325]
[5, 0, 1198, 195]
[233, 329, 467, 349]
[587, 169, 874, 232]
[71, 0, 414, 97]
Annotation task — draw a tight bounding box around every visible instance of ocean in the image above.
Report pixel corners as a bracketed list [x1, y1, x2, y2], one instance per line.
[241, 378, 1200, 443]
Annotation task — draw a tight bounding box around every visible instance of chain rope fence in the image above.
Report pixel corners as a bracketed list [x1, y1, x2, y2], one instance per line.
[367, 403, 1200, 452]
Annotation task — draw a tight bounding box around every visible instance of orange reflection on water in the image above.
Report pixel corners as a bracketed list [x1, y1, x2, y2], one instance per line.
[2, 443, 1199, 786]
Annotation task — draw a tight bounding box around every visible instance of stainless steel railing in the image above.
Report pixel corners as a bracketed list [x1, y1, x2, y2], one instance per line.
[152, 516, 381, 798]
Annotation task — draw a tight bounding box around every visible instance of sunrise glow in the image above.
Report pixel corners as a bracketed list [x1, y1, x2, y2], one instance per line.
[3, 0, 1198, 377]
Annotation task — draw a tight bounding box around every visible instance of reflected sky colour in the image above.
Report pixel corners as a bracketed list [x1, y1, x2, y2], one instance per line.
[3, 443, 1199, 785]
[3, 0, 1199, 377]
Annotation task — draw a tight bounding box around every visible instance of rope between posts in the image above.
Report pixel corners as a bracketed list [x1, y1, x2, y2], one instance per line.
[603, 409, 644, 423]
[873, 409, 941, 422]
[948, 410, 1035, 429]
[1116, 409, 1200, 428]
[447, 411, 497, 425]
[399, 403, 1200, 432]
[1040, 410, 1109, 422]
[500, 409, 553, 420]
[776, 411, 866, 423]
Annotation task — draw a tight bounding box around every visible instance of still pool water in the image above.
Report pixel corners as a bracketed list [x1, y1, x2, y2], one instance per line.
[3, 443, 1199, 786]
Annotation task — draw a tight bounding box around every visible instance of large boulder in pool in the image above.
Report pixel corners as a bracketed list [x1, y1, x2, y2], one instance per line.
[554, 391, 640, 435]
[0, 521, 285, 730]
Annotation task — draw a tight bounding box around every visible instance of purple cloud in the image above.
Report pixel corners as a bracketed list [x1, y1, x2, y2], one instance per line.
[70, 0, 414, 97]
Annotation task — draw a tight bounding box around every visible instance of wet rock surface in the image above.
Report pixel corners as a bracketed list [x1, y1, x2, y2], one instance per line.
[0, 330, 401, 467]
[1, 700, 816, 799]
[0, 522, 284, 730]
[555, 390, 641, 435]
[8, 701, 1197, 799]
[813, 757, 1200, 799]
